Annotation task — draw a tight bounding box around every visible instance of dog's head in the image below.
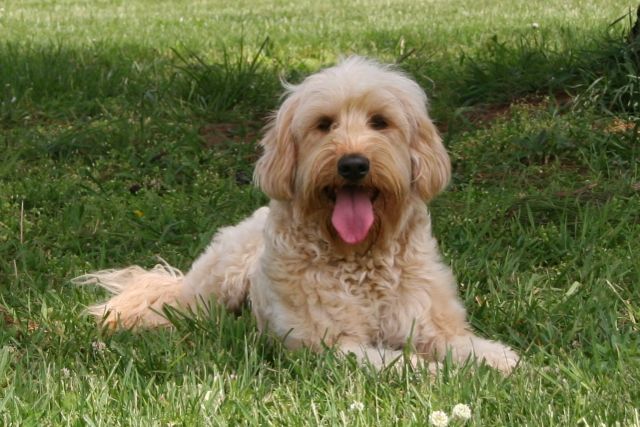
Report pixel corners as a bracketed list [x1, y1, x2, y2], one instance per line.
[255, 57, 450, 246]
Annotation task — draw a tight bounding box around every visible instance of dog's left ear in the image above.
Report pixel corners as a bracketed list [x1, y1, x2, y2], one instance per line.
[253, 95, 298, 201]
[410, 114, 451, 201]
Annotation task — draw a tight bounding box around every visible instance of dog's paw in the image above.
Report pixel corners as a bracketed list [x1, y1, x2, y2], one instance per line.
[449, 335, 520, 374]
[475, 342, 519, 374]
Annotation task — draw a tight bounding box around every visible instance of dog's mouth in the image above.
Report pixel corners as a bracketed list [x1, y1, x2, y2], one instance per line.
[324, 186, 379, 245]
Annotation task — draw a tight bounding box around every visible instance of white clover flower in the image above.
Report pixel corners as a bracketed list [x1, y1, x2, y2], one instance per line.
[452, 403, 472, 421]
[349, 401, 364, 412]
[91, 340, 107, 352]
[429, 410, 449, 427]
[531, 22, 540, 29]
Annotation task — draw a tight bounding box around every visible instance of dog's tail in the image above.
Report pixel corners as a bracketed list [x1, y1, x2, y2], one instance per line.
[75, 207, 269, 331]
[74, 260, 190, 330]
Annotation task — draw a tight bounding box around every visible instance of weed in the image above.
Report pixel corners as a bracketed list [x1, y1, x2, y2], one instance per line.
[173, 37, 279, 118]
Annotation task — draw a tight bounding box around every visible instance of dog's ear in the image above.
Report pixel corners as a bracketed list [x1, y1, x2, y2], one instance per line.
[254, 96, 298, 200]
[410, 114, 451, 201]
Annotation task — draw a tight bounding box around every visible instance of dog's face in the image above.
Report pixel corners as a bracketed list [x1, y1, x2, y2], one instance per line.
[255, 57, 451, 247]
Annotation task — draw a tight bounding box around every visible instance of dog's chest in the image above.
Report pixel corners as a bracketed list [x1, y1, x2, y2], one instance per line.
[336, 260, 400, 299]
[331, 257, 405, 314]
[266, 235, 425, 344]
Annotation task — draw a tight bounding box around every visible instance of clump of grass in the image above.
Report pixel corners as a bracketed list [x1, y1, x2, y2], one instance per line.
[173, 37, 280, 118]
[423, 11, 639, 128]
[511, 123, 577, 165]
[573, 29, 640, 117]
[454, 32, 577, 106]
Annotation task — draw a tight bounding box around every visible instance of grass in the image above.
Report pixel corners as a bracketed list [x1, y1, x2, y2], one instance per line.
[1, 0, 639, 425]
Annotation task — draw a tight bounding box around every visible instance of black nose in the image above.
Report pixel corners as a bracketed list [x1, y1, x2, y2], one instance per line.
[337, 154, 370, 182]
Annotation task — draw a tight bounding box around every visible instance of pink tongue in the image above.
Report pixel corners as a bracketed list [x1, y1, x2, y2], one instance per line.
[331, 188, 374, 244]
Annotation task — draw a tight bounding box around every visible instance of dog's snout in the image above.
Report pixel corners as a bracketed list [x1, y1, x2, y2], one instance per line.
[337, 154, 370, 182]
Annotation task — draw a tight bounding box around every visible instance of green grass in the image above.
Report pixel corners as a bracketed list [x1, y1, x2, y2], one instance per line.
[1, 0, 639, 425]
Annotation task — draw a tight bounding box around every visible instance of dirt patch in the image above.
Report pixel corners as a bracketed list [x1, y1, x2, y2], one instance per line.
[603, 117, 638, 134]
[439, 92, 573, 132]
[0, 304, 39, 333]
[199, 121, 261, 147]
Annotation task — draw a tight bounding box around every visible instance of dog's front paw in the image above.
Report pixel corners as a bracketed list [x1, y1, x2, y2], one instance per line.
[449, 335, 520, 374]
[475, 342, 519, 374]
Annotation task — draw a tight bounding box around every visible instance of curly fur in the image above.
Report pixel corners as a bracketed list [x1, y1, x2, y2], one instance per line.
[77, 57, 519, 372]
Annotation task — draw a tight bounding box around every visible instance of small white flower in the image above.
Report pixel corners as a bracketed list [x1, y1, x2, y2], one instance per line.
[61, 367, 71, 378]
[349, 401, 364, 412]
[452, 403, 472, 421]
[91, 340, 107, 352]
[429, 410, 449, 427]
[531, 22, 540, 29]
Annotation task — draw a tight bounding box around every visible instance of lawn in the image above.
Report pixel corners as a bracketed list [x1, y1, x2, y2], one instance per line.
[1, 0, 639, 425]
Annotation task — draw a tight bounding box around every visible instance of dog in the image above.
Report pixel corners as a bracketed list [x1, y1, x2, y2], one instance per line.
[77, 57, 519, 373]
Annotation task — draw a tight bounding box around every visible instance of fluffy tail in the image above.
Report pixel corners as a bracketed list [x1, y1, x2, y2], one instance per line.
[77, 207, 270, 331]
[74, 261, 189, 330]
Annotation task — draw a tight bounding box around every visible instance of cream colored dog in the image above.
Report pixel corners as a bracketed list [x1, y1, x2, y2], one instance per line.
[78, 57, 519, 372]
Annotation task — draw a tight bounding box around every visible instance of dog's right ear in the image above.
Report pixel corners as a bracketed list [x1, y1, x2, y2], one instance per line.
[254, 96, 298, 200]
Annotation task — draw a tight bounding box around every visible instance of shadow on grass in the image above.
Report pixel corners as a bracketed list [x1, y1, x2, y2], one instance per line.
[0, 39, 282, 126]
[2, 15, 638, 131]
[398, 13, 640, 129]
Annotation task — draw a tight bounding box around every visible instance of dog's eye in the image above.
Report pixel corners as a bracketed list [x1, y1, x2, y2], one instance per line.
[369, 114, 389, 130]
[316, 117, 334, 132]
